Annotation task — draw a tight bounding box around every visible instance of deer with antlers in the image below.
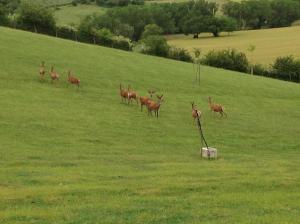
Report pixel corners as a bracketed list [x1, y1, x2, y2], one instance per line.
[147, 94, 164, 118]
[139, 90, 155, 111]
[127, 85, 138, 104]
[119, 84, 128, 103]
[39, 61, 46, 80]
[208, 96, 227, 117]
[191, 102, 201, 122]
[67, 70, 80, 88]
[50, 65, 59, 83]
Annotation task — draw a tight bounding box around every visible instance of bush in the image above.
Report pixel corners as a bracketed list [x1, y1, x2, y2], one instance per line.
[56, 26, 77, 40]
[271, 55, 300, 82]
[202, 49, 249, 73]
[252, 63, 269, 76]
[140, 35, 170, 57]
[168, 47, 192, 62]
[112, 36, 131, 51]
[16, 1, 56, 35]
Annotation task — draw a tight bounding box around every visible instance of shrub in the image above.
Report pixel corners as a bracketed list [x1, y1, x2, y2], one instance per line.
[252, 63, 269, 76]
[56, 26, 77, 40]
[168, 47, 192, 62]
[202, 49, 249, 73]
[140, 35, 170, 57]
[271, 55, 300, 82]
[112, 36, 132, 51]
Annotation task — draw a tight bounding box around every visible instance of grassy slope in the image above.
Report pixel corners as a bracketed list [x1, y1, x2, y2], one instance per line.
[28, 0, 73, 6]
[0, 27, 299, 224]
[167, 26, 300, 65]
[54, 4, 105, 27]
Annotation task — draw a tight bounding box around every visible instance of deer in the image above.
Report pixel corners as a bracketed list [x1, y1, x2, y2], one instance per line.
[192, 102, 201, 122]
[119, 84, 128, 103]
[67, 70, 80, 88]
[208, 96, 227, 117]
[50, 65, 59, 83]
[147, 94, 164, 118]
[127, 85, 138, 104]
[39, 61, 46, 80]
[139, 90, 155, 111]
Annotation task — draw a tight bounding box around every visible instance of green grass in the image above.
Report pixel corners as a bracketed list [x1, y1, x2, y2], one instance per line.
[54, 4, 105, 27]
[167, 26, 300, 65]
[0, 26, 300, 224]
[28, 0, 73, 6]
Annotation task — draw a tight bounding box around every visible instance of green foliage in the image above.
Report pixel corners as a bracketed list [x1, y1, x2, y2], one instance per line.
[140, 35, 169, 57]
[270, 0, 300, 27]
[17, 1, 56, 34]
[167, 46, 192, 62]
[141, 23, 163, 39]
[271, 55, 300, 81]
[223, 0, 300, 29]
[202, 48, 249, 73]
[95, 0, 144, 7]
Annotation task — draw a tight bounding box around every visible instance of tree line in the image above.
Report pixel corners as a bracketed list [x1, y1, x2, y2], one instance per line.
[223, 0, 300, 29]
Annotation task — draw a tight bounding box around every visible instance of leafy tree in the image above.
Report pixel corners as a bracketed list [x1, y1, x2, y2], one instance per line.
[141, 24, 163, 39]
[140, 35, 169, 57]
[223, 16, 238, 35]
[270, 0, 300, 27]
[17, 1, 56, 33]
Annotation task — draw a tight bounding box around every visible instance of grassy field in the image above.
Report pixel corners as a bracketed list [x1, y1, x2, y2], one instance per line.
[0, 27, 300, 224]
[167, 26, 300, 65]
[28, 0, 73, 6]
[54, 4, 105, 27]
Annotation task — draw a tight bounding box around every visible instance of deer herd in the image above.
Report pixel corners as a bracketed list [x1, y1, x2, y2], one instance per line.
[120, 84, 227, 120]
[39, 62, 80, 88]
[40, 61, 227, 120]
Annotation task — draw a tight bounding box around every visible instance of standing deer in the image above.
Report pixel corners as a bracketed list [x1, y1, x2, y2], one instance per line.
[67, 70, 80, 88]
[139, 90, 155, 111]
[39, 61, 46, 80]
[50, 65, 59, 83]
[147, 94, 164, 118]
[119, 84, 128, 103]
[191, 102, 201, 122]
[127, 85, 138, 104]
[208, 96, 227, 117]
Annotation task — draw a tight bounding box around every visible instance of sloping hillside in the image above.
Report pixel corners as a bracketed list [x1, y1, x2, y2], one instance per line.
[0, 27, 299, 224]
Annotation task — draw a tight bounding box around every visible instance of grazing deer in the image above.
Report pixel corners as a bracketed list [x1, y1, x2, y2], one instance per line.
[192, 102, 201, 121]
[208, 96, 227, 117]
[50, 65, 59, 83]
[119, 84, 128, 103]
[127, 85, 138, 104]
[147, 94, 164, 118]
[139, 90, 155, 111]
[39, 61, 46, 80]
[67, 70, 80, 88]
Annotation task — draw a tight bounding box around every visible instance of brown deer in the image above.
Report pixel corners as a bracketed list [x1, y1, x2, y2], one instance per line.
[139, 90, 155, 111]
[67, 71, 80, 88]
[192, 102, 201, 121]
[119, 84, 128, 103]
[39, 61, 46, 80]
[147, 94, 164, 118]
[208, 96, 227, 117]
[127, 85, 138, 104]
[50, 65, 59, 83]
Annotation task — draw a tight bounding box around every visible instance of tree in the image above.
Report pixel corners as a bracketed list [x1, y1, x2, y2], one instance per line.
[140, 35, 169, 57]
[247, 44, 256, 75]
[270, 0, 300, 27]
[223, 17, 238, 35]
[17, 1, 56, 34]
[141, 24, 163, 39]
